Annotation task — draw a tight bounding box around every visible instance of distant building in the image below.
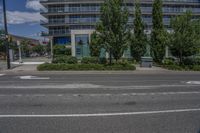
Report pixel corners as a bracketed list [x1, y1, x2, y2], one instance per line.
[9, 34, 40, 46]
[40, 0, 200, 58]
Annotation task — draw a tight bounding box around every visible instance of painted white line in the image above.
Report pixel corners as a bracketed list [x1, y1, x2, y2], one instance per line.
[86, 91, 200, 97]
[105, 94, 111, 96]
[0, 108, 200, 118]
[187, 81, 200, 85]
[0, 74, 5, 76]
[19, 76, 50, 80]
[0, 84, 199, 89]
[130, 91, 200, 96]
[0, 91, 199, 97]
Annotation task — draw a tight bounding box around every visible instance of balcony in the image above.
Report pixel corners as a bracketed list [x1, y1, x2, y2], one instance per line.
[40, 0, 200, 6]
[41, 30, 70, 37]
[40, 0, 103, 5]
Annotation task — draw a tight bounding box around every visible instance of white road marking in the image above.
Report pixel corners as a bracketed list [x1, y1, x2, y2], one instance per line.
[105, 94, 111, 96]
[130, 91, 200, 96]
[19, 76, 50, 80]
[0, 91, 199, 97]
[0, 74, 5, 76]
[0, 108, 200, 118]
[187, 81, 200, 85]
[0, 84, 199, 89]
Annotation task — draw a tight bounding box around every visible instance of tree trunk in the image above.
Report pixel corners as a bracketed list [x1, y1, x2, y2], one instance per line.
[109, 48, 112, 65]
[179, 50, 183, 65]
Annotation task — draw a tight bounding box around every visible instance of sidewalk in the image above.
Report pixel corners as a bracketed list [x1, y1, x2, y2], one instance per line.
[0, 61, 7, 71]
[135, 65, 168, 71]
[6, 57, 50, 72]
[10, 64, 38, 72]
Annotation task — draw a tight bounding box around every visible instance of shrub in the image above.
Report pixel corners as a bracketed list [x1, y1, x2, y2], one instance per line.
[81, 57, 99, 64]
[163, 58, 175, 65]
[65, 48, 71, 56]
[105, 64, 136, 70]
[53, 45, 71, 56]
[37, 63, 136, 71]
[99, 57, 107, 64]
[191, 65, 200, 71]
[52, 56, 77, 64]
[115, 60, 129, 66]
[162, 64, 200, 71]
[162, 65, 183, 71]
[67, 56, 78, 64]
[183, 57, 200, 65]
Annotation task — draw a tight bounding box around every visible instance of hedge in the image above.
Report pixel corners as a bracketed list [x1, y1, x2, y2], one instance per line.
[162, 65, 200, 71]
[37, 63, 136, 71]
[52, 56, 78, 64]
[81, 57, 99, 64]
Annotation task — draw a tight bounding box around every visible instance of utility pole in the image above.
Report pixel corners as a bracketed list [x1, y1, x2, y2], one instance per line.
[3, 0, 11, 69]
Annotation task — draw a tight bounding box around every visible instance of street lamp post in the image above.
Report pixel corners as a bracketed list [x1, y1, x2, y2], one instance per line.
[3, 0, 11, 69]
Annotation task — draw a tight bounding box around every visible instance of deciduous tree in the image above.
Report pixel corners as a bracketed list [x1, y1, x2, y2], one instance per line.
[170, 12, 200, 64]
[96, 0, 130, 63]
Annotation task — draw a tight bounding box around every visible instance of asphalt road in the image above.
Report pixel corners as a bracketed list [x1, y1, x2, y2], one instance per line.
[0, 71, 200, 133]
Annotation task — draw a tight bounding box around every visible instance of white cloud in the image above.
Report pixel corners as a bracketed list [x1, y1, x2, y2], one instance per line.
[0, 6, 3, 26]
[1, 1, 46, 25]
[26, 0, 44, 11]
[7, 11, 45, 25]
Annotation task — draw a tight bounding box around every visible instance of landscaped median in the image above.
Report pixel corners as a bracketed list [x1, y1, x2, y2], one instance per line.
[37, 63, 136, 71]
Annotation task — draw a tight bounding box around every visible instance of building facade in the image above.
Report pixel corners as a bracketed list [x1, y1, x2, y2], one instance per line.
[40, 0, 200, 58]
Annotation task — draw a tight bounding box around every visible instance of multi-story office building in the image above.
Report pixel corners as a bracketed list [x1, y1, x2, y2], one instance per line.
[40, 0, 200, 58]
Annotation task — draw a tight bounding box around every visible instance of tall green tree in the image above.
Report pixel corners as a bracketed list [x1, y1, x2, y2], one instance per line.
[170, 12, 200, 64]
[32, 44, 45, 55]
[89, 31, 102, 57]
[151, 0, 166, 63]
[192, 19, 200, 54]
[96, 0, 130, 63]
[21, 40, 31, 57]
[130, 0, 147, 62]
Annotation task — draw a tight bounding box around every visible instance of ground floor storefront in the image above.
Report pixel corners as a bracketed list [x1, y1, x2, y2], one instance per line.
[53, 29, 132, 59]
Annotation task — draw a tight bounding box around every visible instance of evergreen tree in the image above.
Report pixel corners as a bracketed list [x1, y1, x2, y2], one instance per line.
[151, 0, 166, 63]
[130, 0, 147, 62]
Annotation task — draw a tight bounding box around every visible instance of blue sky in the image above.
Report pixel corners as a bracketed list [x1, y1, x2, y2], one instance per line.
[0, 0, 46, 40]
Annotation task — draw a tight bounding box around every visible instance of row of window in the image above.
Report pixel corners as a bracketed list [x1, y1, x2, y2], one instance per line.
[47, 6, 200, 14]
[47, 16, 175, 25]
[44, 0, 200, 3]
